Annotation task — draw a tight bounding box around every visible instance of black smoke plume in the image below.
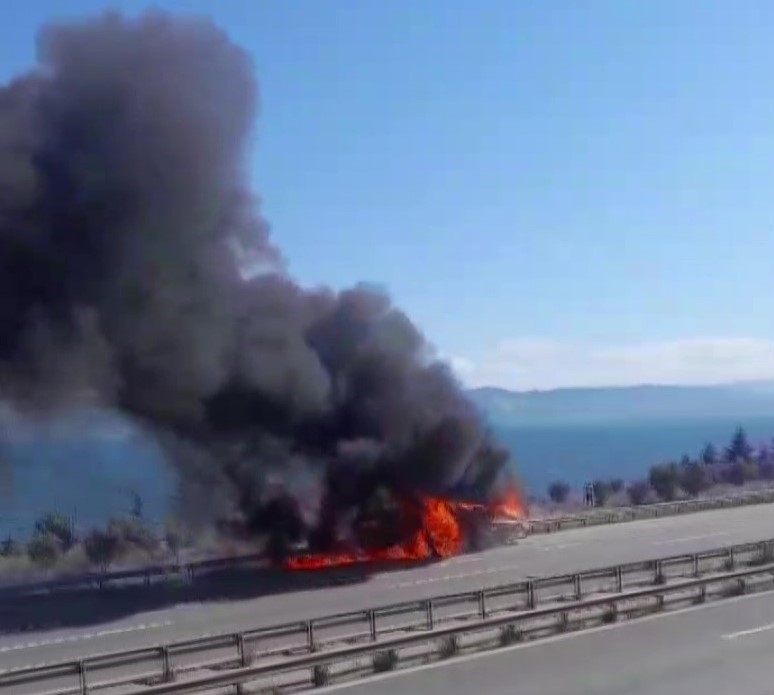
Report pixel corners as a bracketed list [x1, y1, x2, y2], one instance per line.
[0, 11, 510, 555]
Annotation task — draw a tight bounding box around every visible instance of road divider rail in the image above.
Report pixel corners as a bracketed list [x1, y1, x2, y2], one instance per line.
[3, 486, 774, 602]
[37, 562, 774, 695]
[5, 536, 774, 695]
[529, 487, 774, 533]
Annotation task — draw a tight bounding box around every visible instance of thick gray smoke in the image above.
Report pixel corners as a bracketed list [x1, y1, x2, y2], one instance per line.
[0, 11, 509, 553]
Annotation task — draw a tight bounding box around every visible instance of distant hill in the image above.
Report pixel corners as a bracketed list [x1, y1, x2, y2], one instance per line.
[468, 381, 774, 427]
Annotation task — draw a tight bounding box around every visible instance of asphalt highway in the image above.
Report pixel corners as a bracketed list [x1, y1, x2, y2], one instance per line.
[3, 502, 774, 671]
[328, 589, 774, 695]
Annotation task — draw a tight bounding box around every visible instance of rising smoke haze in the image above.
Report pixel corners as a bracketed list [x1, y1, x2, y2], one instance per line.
[0, 11, 511, 555]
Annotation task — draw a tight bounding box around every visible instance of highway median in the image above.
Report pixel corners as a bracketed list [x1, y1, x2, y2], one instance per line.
[6, 535, 774, 695]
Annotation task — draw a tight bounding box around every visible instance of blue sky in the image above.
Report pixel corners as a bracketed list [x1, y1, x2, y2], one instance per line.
[3, 1, 774, 390]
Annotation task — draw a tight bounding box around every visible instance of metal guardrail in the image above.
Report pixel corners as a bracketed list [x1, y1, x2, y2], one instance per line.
[0, 551, 266, 599]
[529, 487, 774, 533]
[4, 536, 774, 695]
[3, 486, 774, 602]
[77, 563, 774, 694]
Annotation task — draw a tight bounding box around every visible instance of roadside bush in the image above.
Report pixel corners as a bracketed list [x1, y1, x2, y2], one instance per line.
[312, 665, 330, 687]
[373, 649, 398, 673]
[33, 513, 75, 551]
[163, 518, 191, 564]
[27, 532, 61, 568]
[649, 463, 680, 501]
[106, 516, 160, 557]
[84, 528, 121, 571]
[547, 481, 570, 504]
[609, 479, 624, 494]
[0, 536, 21, 558]
[592, 480, 612, 507]
[498, 624, 521, 646]
[750, 543, 774, 567]
[439, 636, 459, 659]
[626, 480, 651, 506]
[680, 461, 710, 497]
[601, 604, 618, 623]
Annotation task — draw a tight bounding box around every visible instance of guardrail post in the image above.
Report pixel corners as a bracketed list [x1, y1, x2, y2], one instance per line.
[425, 600, 435, 630]
[654, 560, 664, 583]
[478, 590, 487, 619]
[573, 573, 582, 600]
[145, 571, 151, 587]
[160, 646, 172, 682]
[527, 581, 536, 609]
[78, 660, 87, 695]
[237, 633, 248, 666]
[368, 610, 377, 641]
[692, 554, 699, 577]
[307, 621, 316, 651]
[615, 566, 623, 593]
[728, 548, 736, 570]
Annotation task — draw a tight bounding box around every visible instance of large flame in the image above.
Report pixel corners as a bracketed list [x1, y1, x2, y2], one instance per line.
[490, 486, 526, 521]
[283, 486, 525, 571]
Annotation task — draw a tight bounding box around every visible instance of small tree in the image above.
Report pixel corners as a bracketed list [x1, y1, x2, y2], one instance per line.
[627, 480, 651, 506]
[131, 492, 144, 520]
[760, 460, 774, 480]
[609, 479, 624, 494]
[700, 443, 717, 465]
[547, 481, 570, 504]
[107, 517, 159, 556]
[0, 536, 20, 558]
[649, 463, 680, 501]
[726, 426, 752, 463]
[680, 461, 710, 497]
[163, 518, 190, 564]
[27, 533, 61, 569]
[727, 459, 759, 486]
[84, 529, 120, 571]
[33, 513, 74, 551]
[592, 479, 612, 507]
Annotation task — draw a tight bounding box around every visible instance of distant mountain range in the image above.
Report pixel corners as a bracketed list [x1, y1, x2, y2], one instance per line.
[468, 381, 774, 427]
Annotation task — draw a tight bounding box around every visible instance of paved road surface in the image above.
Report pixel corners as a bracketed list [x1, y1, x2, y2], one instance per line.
[328, 589, 774, 695]
[3, 502, 774, 671]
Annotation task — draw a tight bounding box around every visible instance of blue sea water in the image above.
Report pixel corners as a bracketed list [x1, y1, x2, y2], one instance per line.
[498, 415, 774, 497]
[3, 413, 774, 539]
[0, 413, 174, 540]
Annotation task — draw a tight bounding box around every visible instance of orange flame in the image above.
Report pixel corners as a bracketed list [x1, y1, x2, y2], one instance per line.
[283, 486, 526, 571]
[490, 486, 526, 521]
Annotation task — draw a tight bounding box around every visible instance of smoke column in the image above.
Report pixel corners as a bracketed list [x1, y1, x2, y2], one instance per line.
[0, 11, 510, 552]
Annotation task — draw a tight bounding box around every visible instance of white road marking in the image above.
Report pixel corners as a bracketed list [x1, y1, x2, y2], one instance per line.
[651, 532, 731, 546]
[722, 622, 774, 640]
[384, 564, 521, 589]
[447, 556, 481, 564]
[535, 542, 585, 552]
[0, 621, 173, 654]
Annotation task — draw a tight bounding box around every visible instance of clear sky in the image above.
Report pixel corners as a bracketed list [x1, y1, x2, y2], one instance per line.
[3, 1, 774, 390]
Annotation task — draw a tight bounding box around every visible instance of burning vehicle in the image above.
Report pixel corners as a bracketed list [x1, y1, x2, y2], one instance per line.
[0, 10, 524, 563]
[281, 483, 528, 572]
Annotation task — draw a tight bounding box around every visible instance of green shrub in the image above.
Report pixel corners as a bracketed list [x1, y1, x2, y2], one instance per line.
[439, 636, 459, 659]
[312, 665, 330, 687]
[34, 513, 75, 551]
[498, 624, 521, 646]
[373, 649, 398, 673]
[27, 532, 61, 568]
